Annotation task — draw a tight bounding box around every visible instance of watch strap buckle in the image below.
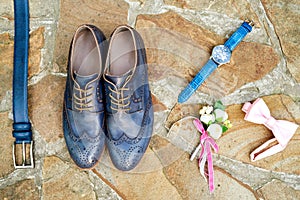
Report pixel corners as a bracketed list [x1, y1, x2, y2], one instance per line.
[245, 19, 255, 27]
[13, 141, 34, 169]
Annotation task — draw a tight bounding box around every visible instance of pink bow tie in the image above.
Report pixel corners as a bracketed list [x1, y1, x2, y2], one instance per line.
[242, 98, 299, 161]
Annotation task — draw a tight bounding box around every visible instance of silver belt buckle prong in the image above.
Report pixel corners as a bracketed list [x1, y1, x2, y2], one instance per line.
[13, 141, 34, 169]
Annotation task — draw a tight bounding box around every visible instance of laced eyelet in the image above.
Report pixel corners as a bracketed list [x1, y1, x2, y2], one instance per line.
[108, 85, 130, 111]
[73, 85, 94, 111]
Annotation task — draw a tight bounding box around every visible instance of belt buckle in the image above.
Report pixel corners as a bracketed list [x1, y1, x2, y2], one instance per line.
[13, 141, 34, 169]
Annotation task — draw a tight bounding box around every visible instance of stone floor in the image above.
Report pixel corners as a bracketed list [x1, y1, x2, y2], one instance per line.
[0, 0, 300, 199]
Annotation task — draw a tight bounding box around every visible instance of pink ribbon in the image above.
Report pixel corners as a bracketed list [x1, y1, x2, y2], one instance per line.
[192, 118, 219, 192]
[242, 98, 299, 161]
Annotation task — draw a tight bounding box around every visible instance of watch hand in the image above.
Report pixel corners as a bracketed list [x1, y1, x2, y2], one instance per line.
[178, 21, 253, 103]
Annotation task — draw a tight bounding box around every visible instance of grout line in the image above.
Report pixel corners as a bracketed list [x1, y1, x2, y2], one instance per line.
[214, 154, 300, 191]
[249, 0, 286, 72]
[215, 166, 262, 199]
[91, 169, 127, 200]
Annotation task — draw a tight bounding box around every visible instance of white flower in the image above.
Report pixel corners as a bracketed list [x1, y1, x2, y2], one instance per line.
[207, 124, 223, 139]
[199, 106, 214, 115]
[205, 106, 213, 114]
[199, 106, 207, 115]
[213, 109, 228, 122]
[200, 114, 215, 125]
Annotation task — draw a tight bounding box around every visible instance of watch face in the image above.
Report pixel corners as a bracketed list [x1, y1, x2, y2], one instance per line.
[212, 45, 231, 64]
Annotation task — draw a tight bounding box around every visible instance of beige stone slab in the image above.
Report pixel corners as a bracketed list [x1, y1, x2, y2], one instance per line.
[0, 27, 43, 101]
[167, 116, 200, 153]
[136, 12, 219, 84]
[28, 75, 65, 143]
[0, 0, 59, 19]
[94, 145, 182, 200]
[152, 94, 168, 112]
[164, 0, 259, 22]
[0, 112, 14, 178]
[28, 27, 44, 77]
[163, 151, 258, 199]
[0, 179, 39, 200]
[105, 170, 182, 200]
[261, 0, 300, 82]
[0, 33, 13, 101]
[136, 12, 279, 98]
[53, 0, 129, 73]
[165, 103, 202, 129]
[218, 94, 300, 174]
[98, 143, 164, 174]
[42, 156, 96, 200]
[149, 135, 187, 168]
[258, 179, 300, 200]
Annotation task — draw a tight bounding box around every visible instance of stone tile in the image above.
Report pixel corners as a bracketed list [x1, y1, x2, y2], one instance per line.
[136, 12, 279, 99]
[163, 0, 188, 9]
[0, 1, 14, 32]
[28, 75, 65, 143]
[42, 156, 96, 200]
[150, 76, 185, 109]
[218, 94, 300, 174]
[153, 110, 169, 137]
[136, 11, 220, 81]
[257, 179, 300, 200]
[95, 147, 182, 200]
[164, 0, 259, 22]
[28, 0, 60, 19]
[0, 27, 44, 101]
[152, 94, 168, 112]
[0, 179, 39, 200]
[53, 0, 129, 73]
[28, 27, 45, 77]
[99, 145, 165, 174]
[0, 33, 13, 101]
[149, 135, 186, 169]
[105, 170, 181, 200]
[0, 0, 59, 20]
[167, 116, 200, 154]
[261, 0, 300, 82]
[0, 112, 14, 178]
[165, 103, 201, 129]
[163, 151, 258, 199]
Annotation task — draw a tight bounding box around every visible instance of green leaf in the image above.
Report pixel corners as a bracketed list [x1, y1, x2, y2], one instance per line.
[222, 125, 228, 133]
[214, 100, 226, 111]
[216, 117, 223, 123]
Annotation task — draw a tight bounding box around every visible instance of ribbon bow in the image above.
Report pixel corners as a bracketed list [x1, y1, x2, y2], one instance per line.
[190, 118, 219, 192]
[242, 98, 299, 161]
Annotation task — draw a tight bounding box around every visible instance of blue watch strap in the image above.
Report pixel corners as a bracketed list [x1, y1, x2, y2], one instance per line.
[178, 59, 218, 103]
[224, 22, 252, 51]
[178, 21, 253, 103]
[13, 0, 32, 144]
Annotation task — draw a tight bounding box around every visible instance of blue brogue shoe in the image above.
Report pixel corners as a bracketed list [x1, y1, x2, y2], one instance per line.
[103, 25, 154, 171]
[63, 24, 107, 169]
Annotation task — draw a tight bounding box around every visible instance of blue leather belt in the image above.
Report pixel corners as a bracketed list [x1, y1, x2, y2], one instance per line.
[12, 0, 34, 169]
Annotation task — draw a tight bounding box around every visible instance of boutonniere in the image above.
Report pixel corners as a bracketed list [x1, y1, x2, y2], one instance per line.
[190, 101, 232, 192]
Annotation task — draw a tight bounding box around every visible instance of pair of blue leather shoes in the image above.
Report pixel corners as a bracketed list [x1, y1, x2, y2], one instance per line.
[63, 24, 154, 171]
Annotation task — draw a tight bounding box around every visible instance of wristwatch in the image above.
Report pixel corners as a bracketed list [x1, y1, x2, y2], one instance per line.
[178, 21, 253, 103]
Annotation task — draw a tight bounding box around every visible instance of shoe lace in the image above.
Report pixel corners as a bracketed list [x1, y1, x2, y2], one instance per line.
[73, 85, 94, 111]
[108, 75, 132, 112]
